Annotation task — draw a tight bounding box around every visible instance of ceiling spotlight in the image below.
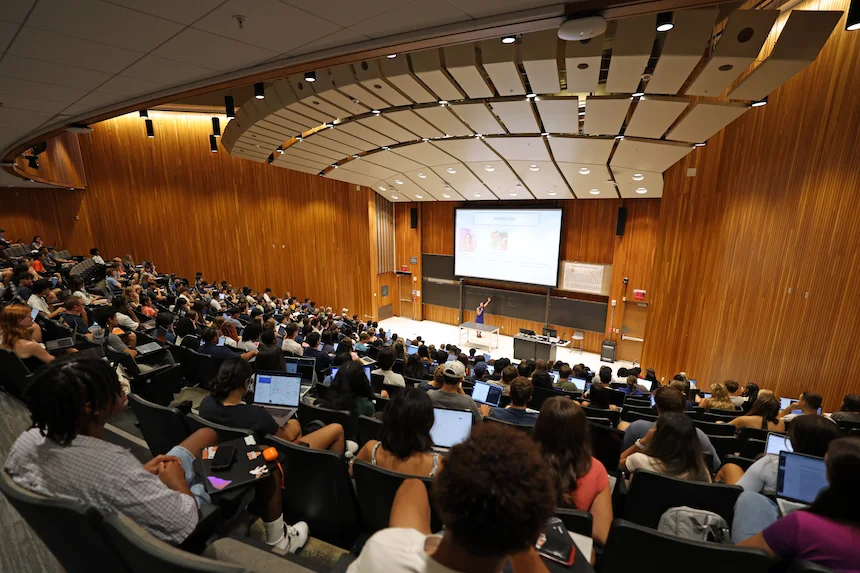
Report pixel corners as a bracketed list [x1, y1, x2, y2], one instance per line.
[694, 142, 706, 147]
[421, 138, 429, 142]
[209, 135, 218, 153]
[415, 194, 423, 199]
[352, 154, 359, 159]
[541, 132, 549, 136]
[485, 166, 495, 172]
[636, 187, 648, 194]
[254, 82, 265, 99]
[382, 146, 390, 150]
[656, 12, 675, 32]
[473, 193, 482, 197]
[331, 164, 338, 168]
[305, 71, 316, 82]
[589, 189, 600, 195]
[849, 0, 860, 30]
[529, 165, 539, 171]
[442, 193, 451, 198]
[296, 135, 303, 141]
[391, 195, 399, 199]
[212, 117, 221, 137]
[438, 100, 448, 105]
[324, 123, 332, 128]
[474, 133, 482, 138]
[578, 167, 590, 175]
[372, 109, 381, 114]
[579, 112, 585, 116]
[501, 35, 516, 44]
[395, 179, 403, 185]
[526, 93, 536, 99]
[139, 110, 148, 118]
[751, 97, 768, 108]
[632, 173, 645, 181]
[387, 54, 398, 59]
[548, 191, 557, 196]
[509, 192, 518, 197]
[418, 172, 427, 178]
[379, 185, 387, 191]
[615, 135, 624, 140]
[558, 16, 607, 41]
[267, 154, 274, 164]
[225, 96, 235, 119]
[632, 91, 645, 97]
[145, 119, 154, 138]
[277, 147, 284, 154]
[447, 167, 456, 174]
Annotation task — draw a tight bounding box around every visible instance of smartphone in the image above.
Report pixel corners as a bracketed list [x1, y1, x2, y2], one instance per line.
[210, 445, 236, 470]
[217, 336, 226, 346]
[30, 307, 40, 320]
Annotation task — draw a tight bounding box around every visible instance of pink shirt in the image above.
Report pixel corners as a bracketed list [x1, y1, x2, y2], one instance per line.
[763, 511, 860, 573]
[571, 457, 609, 511]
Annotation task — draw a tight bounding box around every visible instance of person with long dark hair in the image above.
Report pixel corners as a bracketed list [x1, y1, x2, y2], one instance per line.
[736, 437, 860, 570]
[533, 397, 613, 544]
[353, 388, 441, 477]
[403, 353, 432, 381]
[726, 395, 786, 432]
[319, 360, 375, 418]
[581, 381, 619, 411]
[741, 382, 760, 412]
[620, 412, 711, 482]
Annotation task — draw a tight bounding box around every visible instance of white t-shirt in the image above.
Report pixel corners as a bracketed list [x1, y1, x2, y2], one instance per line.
[626, 452, 711, 482]
[347, 528, 458, 573]
[115, 311, 139, 331]
[73, 289, 92, 305]
[27, 294, 49, 314]
[92, 255, 105, 265]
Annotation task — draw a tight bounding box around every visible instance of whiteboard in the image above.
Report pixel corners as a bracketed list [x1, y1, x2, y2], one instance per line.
[559, 261, 612, 296]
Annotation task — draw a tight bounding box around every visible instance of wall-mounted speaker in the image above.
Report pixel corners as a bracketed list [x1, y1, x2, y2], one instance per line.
[616, 207, 627, 236]
[410, 207, 418, 229]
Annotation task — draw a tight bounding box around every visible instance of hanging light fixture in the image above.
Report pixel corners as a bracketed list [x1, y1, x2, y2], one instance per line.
[211, 117, 221, 137]
[145, 119, 154, 138]
[225, 96, 235, 119]
[254, 82, 265, 99]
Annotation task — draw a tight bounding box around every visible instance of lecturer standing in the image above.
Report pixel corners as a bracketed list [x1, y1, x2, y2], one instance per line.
[475, 297, 491, 338]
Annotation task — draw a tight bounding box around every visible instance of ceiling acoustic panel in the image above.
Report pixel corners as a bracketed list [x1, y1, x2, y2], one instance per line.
[583, 96, 631, 136]
[556, 162, 617, 199]
[443, 44, 493, 98]
[467, 161, 532, 199]
[450, 103, 505, 135]
[385, 110, 444, 139]
[410, 49, 465, 101]
[433, 138, 499, 163]
[381, 55, 436, 104]
[308, 132, 365, 156]
[329, 63, 391, 111]
[361, 150, 425, 173]
[314, 128, 376, 152]
[338, 121, 397, 148]
[480, 39, 524, 96]
[414, 106, 472, 137]
[485, 136, 550, 162]
[548, 136, 615, 164]
[624, 96, 689, 139]
[309, 68, 369, 116]
[686, 10, 780, 97]
[380, 175, 433, 202]
[728, 10, 842, 101]
[393, 142, 457, 166]
[403, 168, 466, 201]
[536, 98, 580, 134]
[610, 137, 693, 172]
[431, 163, 493, 200]
[508, 161, 573, 199]
[605, 15, 656, 94]
[288, 75, 349, 123]
[564, 35, 604, 94]
[282, 148, 332, 169]
[294, 141, 344, 161]
[646, 9, 718, 95]
[521, 30, 561, 94]
[490, 100, 540, 133]
[325, 167, 381, 188]
[610, 166, 664, 199]
[357, 116, 419, 143]
[666, 100, 748, 143]
[354, 58, 413, 107]
[336, 157, 398, 179]
[276, 160, 320, 175]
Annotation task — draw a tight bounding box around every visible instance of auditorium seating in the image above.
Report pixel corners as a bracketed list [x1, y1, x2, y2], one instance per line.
[185, 413, 252, 443]
[352, 460, 442, 534]
[128, 394, 191, 456]
[357, 414, 382, 447]
[482, 416, 532, 433]
[582, 406, 620, 426]
[0, 347, 35, 398]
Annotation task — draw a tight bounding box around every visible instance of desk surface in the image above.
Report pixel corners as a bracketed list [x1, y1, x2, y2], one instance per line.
[197, 437, 277, 495]
[459, 321, 500, 333]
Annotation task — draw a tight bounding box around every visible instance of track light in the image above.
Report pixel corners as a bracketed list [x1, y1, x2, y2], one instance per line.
[501, 36, 516, 44]
[277, 147, 284, 154]
[751, 96, 768, 108]
[145, 119, 154, 138]
[656, 12, 674, 32]
[267, 153, 274, 164]
[211, 117, 221, 137]
[304, 71, 316, 83]
[254, 82, 265, 99]
[139, 110, 148, 118]
[848, 0, 859, 30]
[225, 96, 235, 119]
[26, 155, 38, 169]
[209, 135, 218, 153]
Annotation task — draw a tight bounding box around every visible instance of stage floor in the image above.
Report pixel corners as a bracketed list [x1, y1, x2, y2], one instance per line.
[377, 316, 636, 374]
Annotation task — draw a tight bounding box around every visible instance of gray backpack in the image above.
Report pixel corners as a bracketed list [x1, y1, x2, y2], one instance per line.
[657, 506, 731, 544]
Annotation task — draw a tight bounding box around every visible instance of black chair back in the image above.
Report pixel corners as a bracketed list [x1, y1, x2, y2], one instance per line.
[382, 384, 404, 399]
[693, 420, 736, 436]
[836, 419, 860, 434]
[601, 519, 770, 573]
[583, 406, 620, 426]
[366, 345, 379, 359]
[624, 397, 652, 408]
[185, 413, 252, 443]
[623, 470, 743, 529]
[623, 404, 655, 415]
[701, 412, 740, 423]
[0, 347, 35, 398]
[588, 421, 624, 473]
[737, 426, 775, 444]
[373, 394, 389, 413]
[738, 438, 767, 459]
[555, 508, 593, 537]
[707, 435, 740, 460]
[370, 373, 384, 394]
[262, 435, 360, 548]
[297, 402, 355, 439]
[392, 359, 404, 374]
[357, 415, 383, 446]
[352, 460, 442, 534]
[786, 560, 840, 573]
[128, 394, 191, 455]
[621, 409, 658, 424]
[711, 408, 742, 417]
[403, 376, 424, 388]
[608, 389, 625, 407]
[0, 470, 130, 573]
[482, 416, 532, 434]
[528, 385, 560, 411]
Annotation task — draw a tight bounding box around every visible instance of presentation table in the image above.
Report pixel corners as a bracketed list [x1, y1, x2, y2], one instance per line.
[513, 333, 570, 363]
[459, 321, 500, 350]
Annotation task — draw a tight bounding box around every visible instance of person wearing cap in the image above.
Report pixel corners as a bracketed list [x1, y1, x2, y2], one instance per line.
[428, 361, 490, 425]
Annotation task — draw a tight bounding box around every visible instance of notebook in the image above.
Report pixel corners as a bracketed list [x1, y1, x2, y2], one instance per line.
[776, 451, 828, 516]
[253, 372, 302, 426]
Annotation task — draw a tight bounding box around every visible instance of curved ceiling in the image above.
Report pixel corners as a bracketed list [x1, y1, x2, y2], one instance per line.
[222, 7, 843, 201]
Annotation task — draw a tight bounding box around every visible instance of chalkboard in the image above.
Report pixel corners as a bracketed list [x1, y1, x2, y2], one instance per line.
[548, 297, 607, 332]
[422, 254, 455, 281]
[422, 279, 460, 309]
[463, 286, 545, 323]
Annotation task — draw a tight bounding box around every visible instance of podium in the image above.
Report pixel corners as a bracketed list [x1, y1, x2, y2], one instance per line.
[513, 334, 568, 363]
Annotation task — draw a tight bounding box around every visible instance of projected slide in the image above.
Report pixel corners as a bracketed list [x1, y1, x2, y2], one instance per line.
[454, 208, 563, 287]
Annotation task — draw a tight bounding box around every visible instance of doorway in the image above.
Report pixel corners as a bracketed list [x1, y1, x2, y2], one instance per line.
[619, 301, 648, 363]
[398, 273, 413, 319]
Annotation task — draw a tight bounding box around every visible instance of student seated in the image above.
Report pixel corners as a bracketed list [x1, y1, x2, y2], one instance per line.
[317, 360, 376, 419]
[581, 381, 619, 411]
[371, 345, 405, 387]
[488, 377, 539, 427]
[620, 412, 712, 482]
[254, 329, 286, 372]
[428, 361, 489, 425]
[96, 307, 173, 372]
[200, 327, 256, 361]
[736, 437, 860, 571]
[555, 364, 577, 391]
[831, 394, 860, 424]
[418, 364, 444, 392]
[353, 388, 442, 478]
[0, 303, 54, 370]
[347, 424, 555, 572]
[495, 364, 517, 396]
[403, 353, 432, 381]
[530, 370, 553, 390]
[58, 295, 90, 335]
[303, 331, 332, 372]
[619, 374, 644, 396]
[778, 391, 825, 423]
[698, 382, 737, 411]
[725, 395, 786, 432]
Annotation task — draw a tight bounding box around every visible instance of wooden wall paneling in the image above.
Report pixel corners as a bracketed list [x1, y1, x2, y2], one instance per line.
[421, 201, 457, 255]
[14, 132, 88, 189]
[0, 187, 94, 253]
[642, 3, 860, 409]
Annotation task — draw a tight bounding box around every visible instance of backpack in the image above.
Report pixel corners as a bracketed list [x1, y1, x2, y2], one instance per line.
[657, 506, 731, 544]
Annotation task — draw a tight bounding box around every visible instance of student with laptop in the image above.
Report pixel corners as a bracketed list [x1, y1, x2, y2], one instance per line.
[736, 437, 860, 572]
[371, 346, 405, 387]
[831, 394, 860, 424]
[428, 361, 489, 425]
[487, 377, 538, 427]
[0, 303, 55, 371]
[778, 391, 827, 423]
[58, 295, 90, 335]
[200, 327, 257, 361]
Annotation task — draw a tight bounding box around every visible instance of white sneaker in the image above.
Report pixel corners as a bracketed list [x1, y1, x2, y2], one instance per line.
[346, 440, 359, 455]
[273, 521, 309, 554]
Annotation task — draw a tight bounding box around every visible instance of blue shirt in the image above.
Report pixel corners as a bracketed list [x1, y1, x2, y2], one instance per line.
[619, 386, 644, 396]
[106, 276, 121, 290]
[488, 407, 539, 426]
[200, 344, 239, 360]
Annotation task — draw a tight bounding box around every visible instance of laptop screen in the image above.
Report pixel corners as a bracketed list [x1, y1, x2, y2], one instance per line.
[331, 365, 371, 383]
[407, 345, 419, 355]
[254, 373, 301, 407]
[766, 433, 794, 456]
[431, 408, 472, 448]
[777, 452, 828, 504]
[471, 381, 503, 407]
[549, 371, 560, 385]
[688, 379, 697, 389]
[779, 397, 796, 411]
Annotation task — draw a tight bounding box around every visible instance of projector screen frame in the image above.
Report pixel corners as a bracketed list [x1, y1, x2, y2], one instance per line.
[453, 206, 564, 289]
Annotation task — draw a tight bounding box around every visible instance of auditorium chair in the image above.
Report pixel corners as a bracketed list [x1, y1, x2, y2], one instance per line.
[836, 419, 860, 435]
[185, 413, 252, 443]
[528, 385, 561, 411]
[720, 455, 756, 471]
[482, 416, 532, 434]
[608, 389, 626, 408]
[623, 470, 743, 529]
[262, 435, 360, 549]
[738, 438, 767, 459]
[297, 402, 356, 440]
[0, 347, 36, 398]
[372, 394, 389, 413]
[357, 415, 383, 446]
[392, 359, 404, 374]
[737, 426, 777, 445]
[601, 519, 770, 573]
[588, 421, 624, 474]
[711, 408, 742, 417]
[582, 406, 620, 426]
[785, 560, 839, 573]
[693, 420, 736, 437]
[707, 435, 741, 461]
[621, 409, 658, 424]
[701, 412, 741, 423]
[555, 508, 593, 537]
[382, 384, 404, 399]
[623, 404, 655, 416]
[105, 347, 181, 406]
[352, 460, 442, 534]
[624, 397, 652, 408]
[370, 372, 384, 394]
[128, 393, 191, 455]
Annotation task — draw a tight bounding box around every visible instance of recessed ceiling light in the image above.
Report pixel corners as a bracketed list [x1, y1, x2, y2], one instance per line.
[380, 185, 387, 191]
[529, 164, 539, 171]
[656, 12, 674, 32]
[474, 133, 482, 138]
[391, 195, 399, 199]
[438, 100, 448, 105]
[254, 82, 265, 99]
[636, 187, 647, 194]
[509, 192, 518, 196]
[372, 109, 381, 114]
[444, 185, 451, 190]
[387, 54, 397, 59]
[632, 173, 645, 181]
[526, 93, 536, 99]
[331, 164, 338, 168]
[578, 100, 586, 108]
[541, 132, 549, 136]
[447, 167, 456, 174]
[352, 154, 359, 159]
[632, 91, 644, 97]
[305, 71, 316, 82]
[382, 146, 390, 150]
[485, 166, 495, 172]
[415, 194, 423, 199]
[474, 193, 482, 197]
[418, 172, 427, 178]
[589, 189, 600, 195]
[615, 135, 624, 140]
[548, 191, 557, 196]
[501, 36, 516, 44]
[751, 97, 768, 108]
[395, 179, 403, 184]
[579, 167, 590, 175]
[422, 138, 430, 142]
[694, 142, 706, 147]
[578, 111, 585, 116]
[442, 194, 451, 198]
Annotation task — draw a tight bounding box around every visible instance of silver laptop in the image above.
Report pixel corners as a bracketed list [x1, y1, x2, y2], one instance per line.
[775, 451, 828, 516]
[253, 372, 302, 427]
[135, 342, 163, 355]
[766, 432, 793, 456]
[470, 381, 503, 407]
[430, 407, 472, 453]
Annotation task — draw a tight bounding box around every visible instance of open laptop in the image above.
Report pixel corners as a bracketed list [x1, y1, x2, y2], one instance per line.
[470, 381, 503, 407]
[407, 345, 419, 355]
[776, 451, 828, 515]
[766, 432, 794, 456]
[359, 355, 376, 366]
[253, 372, 302, 426]
[688, 379, 697, 389]
[549, 371, 560, 385]
[330, 365, 371, 384]
[135, 342, 163, 355]
[431, 408, 472, 452]
[45, 336, 75, 352]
